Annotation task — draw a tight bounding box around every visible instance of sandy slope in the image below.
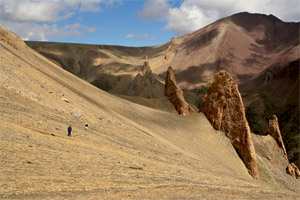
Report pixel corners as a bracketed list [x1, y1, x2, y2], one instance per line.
[1, 25, 300, 199]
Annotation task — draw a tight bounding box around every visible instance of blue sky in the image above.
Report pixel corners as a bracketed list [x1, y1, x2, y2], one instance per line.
[50, 1, 179, 46]
[0, 0, 299, 47]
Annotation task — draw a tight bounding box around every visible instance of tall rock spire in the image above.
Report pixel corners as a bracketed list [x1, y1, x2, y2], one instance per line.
[165, 66, 195, 115]
[200, 70, 259, 179]
[268, 115, 300, 179]
[127, 57, 163, 98]
[267, 115, 288, 159]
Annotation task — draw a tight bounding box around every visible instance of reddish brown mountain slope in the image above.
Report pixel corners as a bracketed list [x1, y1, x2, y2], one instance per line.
[158, 12, 299, 88]
[26, 12, 299, 89]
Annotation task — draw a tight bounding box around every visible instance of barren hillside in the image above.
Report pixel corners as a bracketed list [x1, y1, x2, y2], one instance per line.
[25, 12, 300, 171]
[1, 23, 300, 199]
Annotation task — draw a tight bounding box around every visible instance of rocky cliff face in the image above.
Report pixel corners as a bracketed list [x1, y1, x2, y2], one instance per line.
[267, 115, 288, 159]
[200, 70, 259, 179]
[165, 66, 195, 115]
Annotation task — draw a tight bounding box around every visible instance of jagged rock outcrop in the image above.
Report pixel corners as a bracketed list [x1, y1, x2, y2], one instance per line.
[286, 163, 300, 179]
[126, 57, 164, 98]
[267, 115, 288, 159]
[268, 115, 300, 179]
[165, 66, 195, 115]
[200, 70, 259, 179]
[164, 37, 175, 60]
[141, 56, 154, 83]
[240, 56, 300, 169]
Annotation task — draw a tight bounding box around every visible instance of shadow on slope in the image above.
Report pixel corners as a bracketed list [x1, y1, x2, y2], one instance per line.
[230, 12, 299, 52]
[241, 57, 300, 168]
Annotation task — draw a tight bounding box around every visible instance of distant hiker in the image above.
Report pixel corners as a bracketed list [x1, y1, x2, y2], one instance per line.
[85, 123, 89, 130]
[68, 125, 72, 136]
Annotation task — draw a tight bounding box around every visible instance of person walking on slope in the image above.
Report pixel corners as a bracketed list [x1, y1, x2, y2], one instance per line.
[68, 125, 72, 136]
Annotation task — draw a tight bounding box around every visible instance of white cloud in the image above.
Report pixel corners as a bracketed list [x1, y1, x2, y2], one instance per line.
[137, 34, 149, 40]
[138, 0, 171, 21]
[0, 0, 112, 41]
[165, 3, 217, 35]
[79, 1, 102, 13]
[0, 0, 101, 23]
[88, 27, 97, 33]
[150, 35, 157, 40]
[139, 0, 300, 35]
[125, 33, 157, 40]
[125, 34, 135, 38]
[3, 21, 96, 41]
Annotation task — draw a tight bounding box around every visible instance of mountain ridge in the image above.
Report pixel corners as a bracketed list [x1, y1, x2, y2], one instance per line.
[26, 12, 299, 86]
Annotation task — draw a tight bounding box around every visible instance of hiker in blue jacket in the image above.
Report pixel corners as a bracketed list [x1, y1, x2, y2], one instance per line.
[68, 125, 72, 136]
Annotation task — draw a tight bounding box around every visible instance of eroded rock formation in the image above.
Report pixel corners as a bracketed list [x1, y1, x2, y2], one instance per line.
[267, 115, 300, 179]
[127, 57, 163, 98]
[200, 70, 259, 179]
[286, 163, 300, 179]
[267, 115, 288, 159]
[141, 56, 154, 83]
[164, 37, 175, 60]
[165, 66, 195, 115]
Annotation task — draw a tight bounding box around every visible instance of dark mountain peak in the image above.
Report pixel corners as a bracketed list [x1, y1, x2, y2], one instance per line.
[225, 12, 299, 51]
[230, 12, 282, 22]
[229, 12, 284, 31]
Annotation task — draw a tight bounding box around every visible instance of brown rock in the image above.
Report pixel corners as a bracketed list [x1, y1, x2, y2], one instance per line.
[200, 70, 259, 179]
[165, 66, 195, 115]
[164, 37, 174, 60]
[266, 115, 300, 179]
[286, 163, 300, 179]
[267, 115, 288, 160]
[141, 56, 154, 84]
[286, 164, 294, 176]
[292, 163, 300, 178]
[142, 56, 148, 74]
[126, 57, 164, 98]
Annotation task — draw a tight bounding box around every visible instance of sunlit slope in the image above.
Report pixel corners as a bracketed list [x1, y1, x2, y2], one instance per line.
[1, 24, 299, 199]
